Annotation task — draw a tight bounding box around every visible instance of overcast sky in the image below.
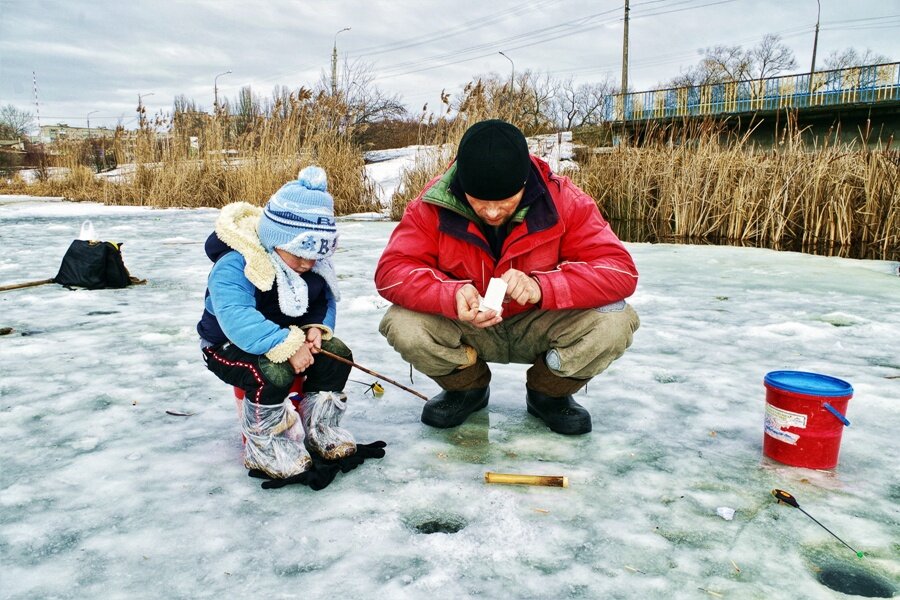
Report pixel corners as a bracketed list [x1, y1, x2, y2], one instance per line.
[1, 0, 898, 131]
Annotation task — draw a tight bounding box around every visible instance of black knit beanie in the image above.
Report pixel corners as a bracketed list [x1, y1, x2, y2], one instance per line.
[456, 119, 530, 200]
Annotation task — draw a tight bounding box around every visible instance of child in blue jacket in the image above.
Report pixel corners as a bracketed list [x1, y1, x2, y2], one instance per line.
[198, 166, 359, 480]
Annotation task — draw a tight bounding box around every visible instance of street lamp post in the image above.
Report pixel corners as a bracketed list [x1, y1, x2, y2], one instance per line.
[499, 51, 515, 94]
[622, 0, 630, 98]
[809, 0, 821, 96]
[332, 27, 351, 96]
[138, 92, 154, 128]
[214, 70, 231, 115]
[86, 110, 99, 138]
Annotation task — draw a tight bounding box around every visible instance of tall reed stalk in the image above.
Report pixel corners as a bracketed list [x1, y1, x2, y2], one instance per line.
[8, 92, 379, 215]
[574, 121, 899, 260]
[4, 94, 897, 260]
[388, 78, 540, 218]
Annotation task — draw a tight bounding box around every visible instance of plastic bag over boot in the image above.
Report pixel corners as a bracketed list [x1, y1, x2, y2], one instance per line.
[297, 392, 357, 460]
[241, 397, 312, 478]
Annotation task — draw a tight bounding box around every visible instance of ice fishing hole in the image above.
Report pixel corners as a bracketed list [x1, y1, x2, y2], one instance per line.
[408, 513, 467, 535]
[816, 563, 895, 598]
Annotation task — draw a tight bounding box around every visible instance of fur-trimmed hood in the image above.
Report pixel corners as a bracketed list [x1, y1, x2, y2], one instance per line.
[214, 202, 277, 292]
[213, 202, 340, 303]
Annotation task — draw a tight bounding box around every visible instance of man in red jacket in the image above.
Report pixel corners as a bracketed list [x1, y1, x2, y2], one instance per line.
[375, 119, 639, 435]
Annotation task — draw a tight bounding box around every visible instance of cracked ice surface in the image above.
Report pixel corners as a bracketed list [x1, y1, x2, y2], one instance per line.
[0, 195, 898, 599]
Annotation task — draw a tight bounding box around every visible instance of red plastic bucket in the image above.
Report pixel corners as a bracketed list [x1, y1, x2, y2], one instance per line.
[763, 371, 853, 469]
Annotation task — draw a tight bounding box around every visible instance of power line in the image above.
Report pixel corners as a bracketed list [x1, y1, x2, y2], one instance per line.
[366, 6, 626, 75]
[369, 0, 740, 81]
[202, 1, 897, 106]
[244, 7, 568, 88]
[352, 0, 560, 57]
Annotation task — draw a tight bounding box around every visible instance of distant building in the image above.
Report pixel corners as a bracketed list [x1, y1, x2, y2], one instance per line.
[39, 123, 115, 144]
[0, 139, 25, 152]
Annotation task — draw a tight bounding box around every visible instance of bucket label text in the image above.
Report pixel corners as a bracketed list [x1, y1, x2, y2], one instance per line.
[764, 403, 807, 445]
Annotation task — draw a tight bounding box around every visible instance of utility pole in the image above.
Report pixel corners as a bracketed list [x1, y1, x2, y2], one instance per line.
[214, 70, 231, 115]
[87, 110, 98, 138]
[332, 27, 351, 96]
[621, 0, 629, 98]
[33, 71, 41, 137]
[808, 0, 821, 96]
[499, 51, 515, 94]
[32, 71, 47, 176]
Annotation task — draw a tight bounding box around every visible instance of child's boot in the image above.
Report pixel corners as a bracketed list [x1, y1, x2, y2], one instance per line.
[297, 392, 357, 460]
[241, 397, 312, 478]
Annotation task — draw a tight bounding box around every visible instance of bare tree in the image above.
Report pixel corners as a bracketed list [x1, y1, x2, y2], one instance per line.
[821, 48, 894, 88]
[0, 104, 35, 138]
[268, 85, 293, 119]
[344, 68, 407, 126]
[518, 70, 558, 133]
[233, 86, 263, 136]
[448, 70, 565, 134]
[171, 94, 208, 140]
[661, 34, 797, 88]
[699, 45, 752, 82]
[554, 77, 579, 131]
[748, 34, 797, 80]
[318, 58, 407, 126]
[576, 80, 616, 127]
[824, 48, 892, 70]
[554, 77, 615, 129]
[172, 94, 205, 119]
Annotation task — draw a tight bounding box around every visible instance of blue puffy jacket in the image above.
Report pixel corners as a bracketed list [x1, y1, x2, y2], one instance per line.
[196, 202, 338, 361]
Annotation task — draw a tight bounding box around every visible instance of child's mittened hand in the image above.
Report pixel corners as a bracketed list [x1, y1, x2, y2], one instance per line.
[305, 327, 323, 352]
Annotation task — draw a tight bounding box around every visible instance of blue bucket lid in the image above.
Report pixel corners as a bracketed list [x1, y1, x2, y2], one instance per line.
[764, 370, 853, 397]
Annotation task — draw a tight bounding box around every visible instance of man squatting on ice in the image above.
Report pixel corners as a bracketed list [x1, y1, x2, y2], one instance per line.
[198, 166, 383, 485]
[375, 119, 640, 435]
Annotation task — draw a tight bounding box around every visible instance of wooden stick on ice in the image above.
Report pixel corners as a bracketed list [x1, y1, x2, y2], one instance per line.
[0, 278, 55, 292]
[484, 472, 569, 488]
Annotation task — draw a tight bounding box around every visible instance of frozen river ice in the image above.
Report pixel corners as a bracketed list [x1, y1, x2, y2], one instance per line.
[1, 196, 898, 599]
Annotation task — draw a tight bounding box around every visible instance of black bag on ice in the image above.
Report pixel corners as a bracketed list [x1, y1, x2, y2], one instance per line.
[53, 240, 133, 289]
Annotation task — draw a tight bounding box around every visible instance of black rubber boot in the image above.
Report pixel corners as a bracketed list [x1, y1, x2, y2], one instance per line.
[525, 388, 592, 435]
[524, 354, 591, 435]
[421, 388, 490, 428]
[421, 360, 491, 428]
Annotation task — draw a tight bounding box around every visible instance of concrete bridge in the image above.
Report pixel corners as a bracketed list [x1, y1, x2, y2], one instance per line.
[604, 62, 900, 145]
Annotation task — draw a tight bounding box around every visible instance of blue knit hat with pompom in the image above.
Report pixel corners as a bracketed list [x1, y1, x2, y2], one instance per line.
[258, 166, 339, 259]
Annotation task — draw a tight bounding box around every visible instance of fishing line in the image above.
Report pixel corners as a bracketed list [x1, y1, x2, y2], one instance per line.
[771, 489, 864, 558]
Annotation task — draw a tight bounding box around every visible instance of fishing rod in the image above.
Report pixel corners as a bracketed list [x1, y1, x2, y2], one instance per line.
[0, 278, 55, 292]
[318, 348, 429, 402]
[771, 489, 864, 558]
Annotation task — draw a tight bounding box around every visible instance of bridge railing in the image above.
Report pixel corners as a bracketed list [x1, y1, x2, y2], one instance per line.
[605, 62, 900, 122]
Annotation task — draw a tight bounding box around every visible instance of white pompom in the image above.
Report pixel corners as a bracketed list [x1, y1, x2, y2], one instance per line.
[297, 165, 328, 191]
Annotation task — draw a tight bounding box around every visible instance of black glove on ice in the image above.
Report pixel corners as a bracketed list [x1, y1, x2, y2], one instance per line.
[248, 441, 386, 490]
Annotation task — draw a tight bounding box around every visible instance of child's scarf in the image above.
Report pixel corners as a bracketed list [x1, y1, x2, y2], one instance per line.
[269, 252, 341, 317]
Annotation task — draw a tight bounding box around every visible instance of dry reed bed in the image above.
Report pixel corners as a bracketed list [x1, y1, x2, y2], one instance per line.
[5, 97, 379, 215]
[389, 102, 898, 260]
[3, 85, 896, 259]
[574, 142, 899, 259]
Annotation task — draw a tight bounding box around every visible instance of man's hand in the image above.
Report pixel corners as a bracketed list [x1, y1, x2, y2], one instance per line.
[456, 283, 502, 328]
[288, 344, 315, 374]
[501, 269, 542, 306]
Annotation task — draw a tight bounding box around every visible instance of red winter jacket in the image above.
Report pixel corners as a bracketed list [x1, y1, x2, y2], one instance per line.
[375, 156, 638, 319]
